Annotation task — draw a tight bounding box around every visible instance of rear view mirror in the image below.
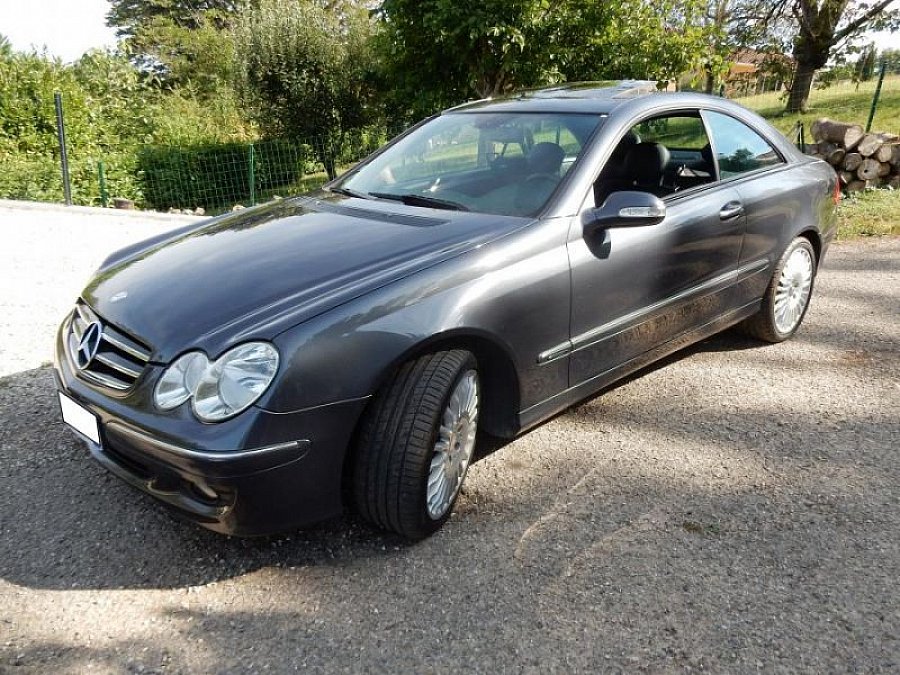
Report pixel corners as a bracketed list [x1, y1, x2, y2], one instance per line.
[582, 191, 666, 233]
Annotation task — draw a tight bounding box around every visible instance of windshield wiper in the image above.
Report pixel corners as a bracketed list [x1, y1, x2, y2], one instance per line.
[328, 186, 370, 199]
[369, 192, 470, 212]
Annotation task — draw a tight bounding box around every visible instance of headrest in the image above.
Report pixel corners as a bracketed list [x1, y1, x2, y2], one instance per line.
[528, 142, 565, 175]
[605, 131, 641, 178]
[624, 142, 670, 183]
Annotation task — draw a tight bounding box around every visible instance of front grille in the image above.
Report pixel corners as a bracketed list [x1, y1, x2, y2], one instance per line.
[67, 300, 152, 392]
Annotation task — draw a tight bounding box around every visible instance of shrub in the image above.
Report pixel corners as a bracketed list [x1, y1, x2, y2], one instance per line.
[138, 139, 307, 211]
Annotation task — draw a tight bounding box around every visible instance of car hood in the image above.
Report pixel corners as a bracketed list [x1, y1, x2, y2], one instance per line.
[83, 195, 528, 362]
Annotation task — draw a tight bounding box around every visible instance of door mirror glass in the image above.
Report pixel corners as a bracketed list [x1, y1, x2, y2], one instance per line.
[583, 191, 666, 232]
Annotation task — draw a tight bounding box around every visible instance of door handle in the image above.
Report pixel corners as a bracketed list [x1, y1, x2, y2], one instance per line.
[719, 201, 745, 221]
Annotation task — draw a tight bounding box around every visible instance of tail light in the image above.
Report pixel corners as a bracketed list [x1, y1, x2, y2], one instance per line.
[833, 178, 842, 206]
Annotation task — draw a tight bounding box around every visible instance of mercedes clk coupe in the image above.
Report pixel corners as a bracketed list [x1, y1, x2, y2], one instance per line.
[55, 81, 838, 539]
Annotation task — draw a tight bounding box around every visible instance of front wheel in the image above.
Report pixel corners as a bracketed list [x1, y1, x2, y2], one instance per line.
[351, 350, 479, 540]
[741, 237, 817, 343]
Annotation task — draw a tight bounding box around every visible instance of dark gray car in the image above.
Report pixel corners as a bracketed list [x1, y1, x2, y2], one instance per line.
[54, 81, 838, 539]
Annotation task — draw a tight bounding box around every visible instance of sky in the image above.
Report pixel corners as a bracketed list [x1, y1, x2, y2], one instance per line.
[0, 0, 897, 64]
[0, 0, 118, 62]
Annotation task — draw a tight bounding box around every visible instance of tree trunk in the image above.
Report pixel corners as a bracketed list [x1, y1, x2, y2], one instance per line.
[786, 62, 816, 113]
[704, 70, 716, 95]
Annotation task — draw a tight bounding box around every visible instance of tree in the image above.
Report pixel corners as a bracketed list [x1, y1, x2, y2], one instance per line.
[0, 34, 11, 59]
[107, 0, 245, 37]
[856, 42, 878, 79]
[782, 0, 900, 112]
[234, 0, 378, 178]
[882, 47, 900, 73]
[698, 1, 789, 94]
[378, 0, 710, 121]
[107, 0, 247, 91]
[568, 0, 711, 83]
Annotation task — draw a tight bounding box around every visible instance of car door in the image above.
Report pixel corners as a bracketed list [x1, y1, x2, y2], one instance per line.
[566, 111, 746, 387]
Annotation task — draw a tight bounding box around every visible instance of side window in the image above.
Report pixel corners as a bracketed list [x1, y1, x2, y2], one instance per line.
[593, 112, 715, 207]
[633, 115, 709, 150]
[703, 111, 783, 178]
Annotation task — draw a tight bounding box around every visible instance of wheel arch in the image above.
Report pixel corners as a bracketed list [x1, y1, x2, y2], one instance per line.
[338, 328, 522, 503]
[796, 227, 822, 264]
[373, 328, 522, 439]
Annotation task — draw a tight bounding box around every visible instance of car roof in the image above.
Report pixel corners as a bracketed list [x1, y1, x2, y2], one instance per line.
[446, 81, 732, 115]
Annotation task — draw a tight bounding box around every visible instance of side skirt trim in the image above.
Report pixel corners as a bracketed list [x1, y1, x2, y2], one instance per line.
[536, 258, 768, 365]
[520, 299, 761, 433]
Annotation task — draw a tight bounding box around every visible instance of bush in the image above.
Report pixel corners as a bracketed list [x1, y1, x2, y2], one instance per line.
[138, 139, 307, 211]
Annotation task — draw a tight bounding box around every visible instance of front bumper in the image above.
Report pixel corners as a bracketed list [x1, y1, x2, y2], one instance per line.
[54, 329, 368, 536]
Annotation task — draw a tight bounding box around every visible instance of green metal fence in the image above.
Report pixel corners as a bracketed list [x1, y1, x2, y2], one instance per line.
[4, 70, 897, 214]
[135, 129, 397, 214]
[730, 69, 900, 138]
[1, 126, 398, 215]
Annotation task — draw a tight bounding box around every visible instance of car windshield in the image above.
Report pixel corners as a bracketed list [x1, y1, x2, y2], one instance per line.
[336, 112, 604, 217]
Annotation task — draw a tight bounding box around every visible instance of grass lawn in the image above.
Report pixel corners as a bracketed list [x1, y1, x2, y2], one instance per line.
[739, 75, 900, 137]
[837, 188, 900, 238]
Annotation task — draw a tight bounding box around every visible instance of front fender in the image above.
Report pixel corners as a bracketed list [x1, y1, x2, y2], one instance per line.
[258, 218, 573, 418]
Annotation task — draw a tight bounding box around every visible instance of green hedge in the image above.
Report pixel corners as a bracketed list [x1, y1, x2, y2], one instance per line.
[138, 139, 309, 211]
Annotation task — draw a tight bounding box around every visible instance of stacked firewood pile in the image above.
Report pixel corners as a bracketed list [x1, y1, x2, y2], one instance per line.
[806, 118, 900, 192]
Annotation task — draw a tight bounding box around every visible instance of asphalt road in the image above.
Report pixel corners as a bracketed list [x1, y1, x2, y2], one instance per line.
[1, 226, 897, 673]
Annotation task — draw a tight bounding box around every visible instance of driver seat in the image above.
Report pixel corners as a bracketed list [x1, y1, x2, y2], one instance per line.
[594, 141, 671, 205]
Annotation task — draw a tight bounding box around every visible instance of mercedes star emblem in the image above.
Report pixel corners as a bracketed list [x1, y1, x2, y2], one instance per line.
[76, 322, 103, 369]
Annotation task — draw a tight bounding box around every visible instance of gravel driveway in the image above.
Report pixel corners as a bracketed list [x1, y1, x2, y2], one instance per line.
[0, 201, 897, 673]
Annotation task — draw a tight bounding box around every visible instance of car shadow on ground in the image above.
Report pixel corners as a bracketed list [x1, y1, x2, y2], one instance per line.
[0, 329, 768, 592]
[475, 328, 766, 462]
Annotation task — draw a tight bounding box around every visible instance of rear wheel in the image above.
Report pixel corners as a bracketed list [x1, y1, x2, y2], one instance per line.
[741, 237, 817, 343]
[352, 350, 479, 540]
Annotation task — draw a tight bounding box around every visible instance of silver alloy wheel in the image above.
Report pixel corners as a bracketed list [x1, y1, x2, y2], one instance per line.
[774, 246, 814, 335]
[426, 369, 479, 520]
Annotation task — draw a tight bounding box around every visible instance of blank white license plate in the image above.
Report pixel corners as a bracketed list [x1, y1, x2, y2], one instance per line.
[58, 392, 101, 445]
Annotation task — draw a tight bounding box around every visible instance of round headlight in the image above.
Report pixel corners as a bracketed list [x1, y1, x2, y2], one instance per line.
[154, 352, 209, 410]
[192, 342, 280, 422]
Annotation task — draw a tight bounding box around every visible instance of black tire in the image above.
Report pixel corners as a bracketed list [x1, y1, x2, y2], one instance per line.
[740, 236, 817, 343]
[351, 350, 478, 540]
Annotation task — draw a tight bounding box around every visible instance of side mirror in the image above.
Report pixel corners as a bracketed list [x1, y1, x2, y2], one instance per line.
[582, 191, 666, 233]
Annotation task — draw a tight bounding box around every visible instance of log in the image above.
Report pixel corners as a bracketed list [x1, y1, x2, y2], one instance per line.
[886, 174, 900, 190]
[843, 153, 863, 171]
[857, 158, 883, 181]
[877, 161, 891, 178]
[838, 170, 854, 185]
[891, 145, 900, 168]
[875, 142, 898, 163]
[811, 118, 864, 150]
[857, 133, 883, 157]
[845, 179, 875, 193]
[826, 147, 846, 166]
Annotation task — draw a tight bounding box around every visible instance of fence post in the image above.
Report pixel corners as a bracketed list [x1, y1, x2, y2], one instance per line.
[865, 63, 887, 133]
[54, 92, 72, 206]
[248, 143, 256, 206]
[98, 161, 109, 208]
